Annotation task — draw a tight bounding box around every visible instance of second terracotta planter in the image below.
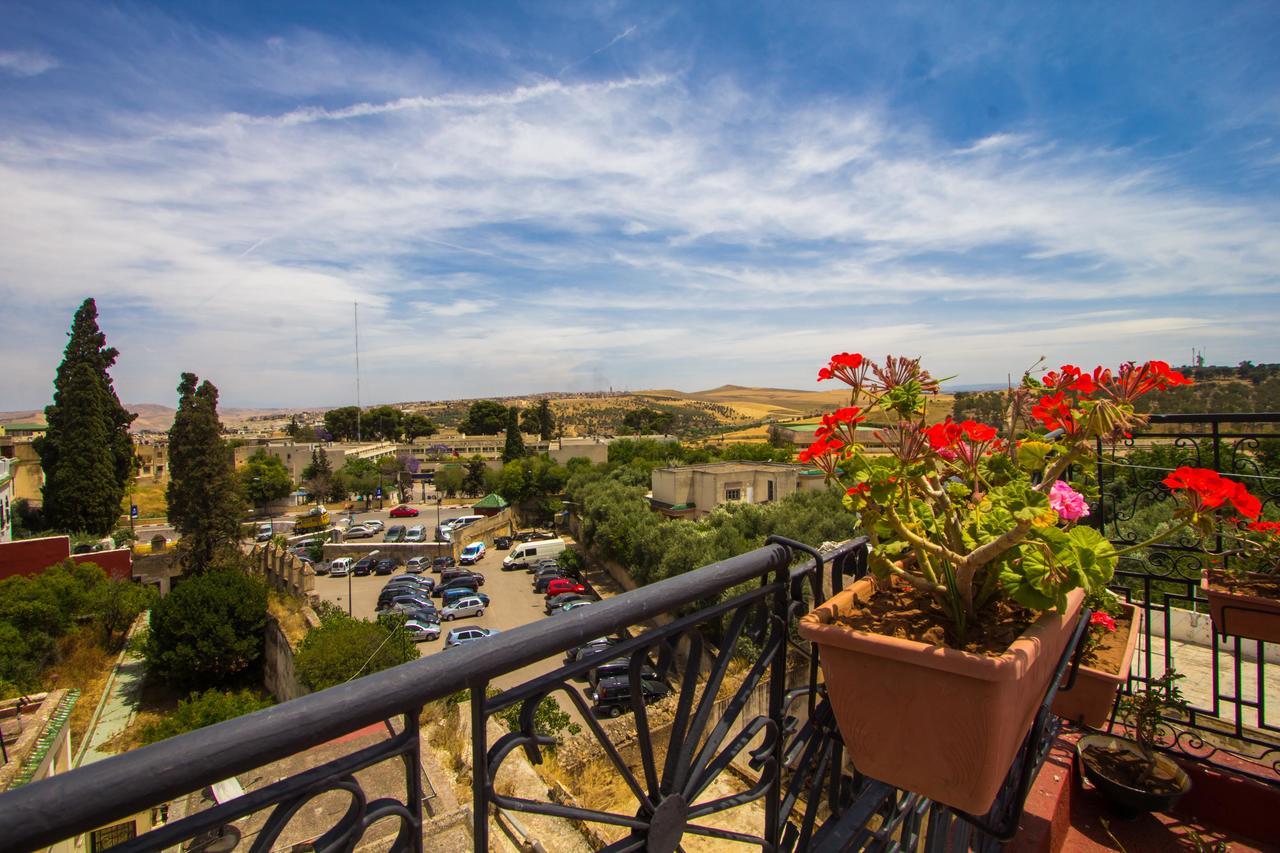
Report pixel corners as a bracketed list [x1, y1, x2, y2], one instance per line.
[1051, 601, 1142, 729]
[798, 579, 1083, 815]
[1201, 571, 1280, 645]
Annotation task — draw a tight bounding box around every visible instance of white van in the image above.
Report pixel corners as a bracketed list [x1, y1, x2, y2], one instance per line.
[502, 538, 567, 571]
[329, 557, 353, 577]
[446, 515, 484, 531]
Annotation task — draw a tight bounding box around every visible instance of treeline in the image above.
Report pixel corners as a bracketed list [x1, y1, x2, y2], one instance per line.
[322, 406, 437, 441]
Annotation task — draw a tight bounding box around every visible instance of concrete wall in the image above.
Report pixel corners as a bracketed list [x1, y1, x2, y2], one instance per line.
[652, 463, 812, 518]
[0, 535, 133, 581]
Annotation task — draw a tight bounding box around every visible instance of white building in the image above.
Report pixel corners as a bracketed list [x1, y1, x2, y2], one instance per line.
[0, 457, 13, 543]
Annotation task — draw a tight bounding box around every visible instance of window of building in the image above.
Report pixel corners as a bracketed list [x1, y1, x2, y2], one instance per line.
[90, 820, 136, 852]
[725, 488, 741, 501]
[767, 480, 775, 501]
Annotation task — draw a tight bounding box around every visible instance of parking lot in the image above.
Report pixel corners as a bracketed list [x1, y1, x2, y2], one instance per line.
[312, 533, 622, 726]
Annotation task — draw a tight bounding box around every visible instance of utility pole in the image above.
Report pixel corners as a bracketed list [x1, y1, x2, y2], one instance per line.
[354, 301, 362, 442]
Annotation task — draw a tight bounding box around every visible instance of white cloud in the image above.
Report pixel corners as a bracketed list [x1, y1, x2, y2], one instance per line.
[1, 29, 1277, 407]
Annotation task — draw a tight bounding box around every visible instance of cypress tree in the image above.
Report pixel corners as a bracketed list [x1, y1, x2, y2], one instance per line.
[167, 373, 244, 571]
[503, 406, 525, 462]
[35, 299, 136, 534]
[534, 399, 555, 440]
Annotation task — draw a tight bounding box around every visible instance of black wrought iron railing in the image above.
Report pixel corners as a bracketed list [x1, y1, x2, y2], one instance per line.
[0, 537, 1078, 853]
[1091, 411, 1280, 781]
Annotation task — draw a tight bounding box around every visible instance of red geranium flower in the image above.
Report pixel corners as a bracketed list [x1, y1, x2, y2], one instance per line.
[1162, 467, 1261, 520]
[817, 352, 869, 388]
[1031, 392, 1079, 435]
[798, 435, 845, 476]
[1089, 611, 1118, 632]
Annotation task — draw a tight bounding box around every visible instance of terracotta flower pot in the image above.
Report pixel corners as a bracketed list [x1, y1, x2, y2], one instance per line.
[798, 579, 1084, 814]
[1051, 601, 1141, 729]
[1201, 570, 1280, 645]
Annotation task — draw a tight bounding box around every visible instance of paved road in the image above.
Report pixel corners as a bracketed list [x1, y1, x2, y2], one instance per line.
[312, 541, 610, 728]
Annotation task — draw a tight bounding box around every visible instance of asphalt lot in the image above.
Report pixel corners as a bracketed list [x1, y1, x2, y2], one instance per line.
[313, 537, 614, 726]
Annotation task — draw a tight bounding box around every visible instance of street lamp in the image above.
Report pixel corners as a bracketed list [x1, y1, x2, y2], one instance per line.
[348, 548, 379, 617]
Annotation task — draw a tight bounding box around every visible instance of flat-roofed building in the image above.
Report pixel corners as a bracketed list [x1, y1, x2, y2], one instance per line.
[650, 461, 828, 519]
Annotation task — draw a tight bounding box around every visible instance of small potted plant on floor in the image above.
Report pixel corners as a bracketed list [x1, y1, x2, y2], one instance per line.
[1078, 669, 1192, 816]
[1051, 589, 1142, 728]
[1201, 518, 1280, 644]
[797, 355, 1257, 814]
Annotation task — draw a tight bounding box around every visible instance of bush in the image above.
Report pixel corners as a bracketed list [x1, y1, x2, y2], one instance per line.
[493, 695, 581, 747]
[0, 560, 154, 691]
[294, 612, 418, 691]
[139, 688, 274, 744]
[144, 569, 268, 688]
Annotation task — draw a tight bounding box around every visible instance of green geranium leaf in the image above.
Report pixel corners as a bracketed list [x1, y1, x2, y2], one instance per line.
[1065, 526, 1117, 591]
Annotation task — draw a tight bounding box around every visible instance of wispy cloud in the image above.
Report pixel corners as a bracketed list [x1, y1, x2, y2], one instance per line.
[0, 49, 57, 77]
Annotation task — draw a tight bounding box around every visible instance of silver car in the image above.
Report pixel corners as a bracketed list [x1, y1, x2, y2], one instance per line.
[344, 525, 375, 539]
[404, 618, 441, 641]
[439, 595, 486, 620]
[404, 525, 427, 543]
[446, 627, 500, 647]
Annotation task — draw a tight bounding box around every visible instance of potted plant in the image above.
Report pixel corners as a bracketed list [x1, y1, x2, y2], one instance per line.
[1077, 669, 1192, 816]
[796, 355, 1257, 814]
[1201, 518, 1280, 644]
[1051, 589, 1142, 728]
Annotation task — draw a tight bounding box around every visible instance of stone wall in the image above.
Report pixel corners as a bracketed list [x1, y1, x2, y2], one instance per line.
[449, 510, 515, 559]
[263, 608, 319, 702]
[246, 544, 315, 598]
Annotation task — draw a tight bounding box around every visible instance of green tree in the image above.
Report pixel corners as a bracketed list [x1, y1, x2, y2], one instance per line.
[302, 447, 339, 502]
[459, 400, 508, 435]
[35, 299, 137, 535]
[364, 405, 404, 441]
[403, 413, 437, 440]
[144, 568, 268, 688]
[238, 450, 293, 510]
[285, 415, 302, 439]
[338, 457, 379, 505]
[294, 612, 418, 691]
[522, 399, 556, 440]
[503, 406, 526, 462]
[323, 406, 362, 441]
[167, 373, 243, 571]
[462, 458, 489, 496]
[435, 464, 464, 498]
[139, 688, 274, 744]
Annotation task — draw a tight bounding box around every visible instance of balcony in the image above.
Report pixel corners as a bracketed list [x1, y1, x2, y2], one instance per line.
[1, 413, 1277, 852]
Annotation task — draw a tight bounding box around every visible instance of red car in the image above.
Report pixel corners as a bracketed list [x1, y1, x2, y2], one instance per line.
[389, 505, 420, 518]
[544, 579, 587, 598]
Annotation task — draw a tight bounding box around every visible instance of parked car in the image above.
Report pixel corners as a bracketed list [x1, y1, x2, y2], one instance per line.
[254, 522, 274, 542]
[344, 525, 376, 540]
[383, 576, 435, 594]
[441, 588, 490, 608]
[363, 519, 385, 532]
[434, 577, 481, 598]
[447, 515, 484, 531]
[373, 558, 398, 576]
[432, 556, 455, 573]
[403, 618, 441, 642]
[389, 504, 420, 518]
[459, 542, 486, 565]
[402, 606, 439, 624]
[446, 626, 500, 647]
[504, 539, 567, 571]
[405, 556, 431, 574]
[545, 592, 591, 614]
[440, 595, 487, 620]
[404, 525, 427, 543]
[493, 536, 513, 550]
[533, 571, 570, 594]
[382, 594, 435, 615]
[384, 525, 407, 543]
[441, 568, 485, 587]
[544, 578, 587, 598]
[328, 557, 353, 577]
[589, 675, 672, 718]
[588, 656, 659, 687]
[514, 530, 557, 542]
[565, 636, 623, 664]
[552, 599, 592, 615]
[352, 557, 375, 576]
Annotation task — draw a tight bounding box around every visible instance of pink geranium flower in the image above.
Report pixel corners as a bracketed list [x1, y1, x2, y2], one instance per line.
[1049, 481, 1090, 522]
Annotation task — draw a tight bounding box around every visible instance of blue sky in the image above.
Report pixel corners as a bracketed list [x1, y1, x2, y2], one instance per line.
[2, 1, 1279, 409]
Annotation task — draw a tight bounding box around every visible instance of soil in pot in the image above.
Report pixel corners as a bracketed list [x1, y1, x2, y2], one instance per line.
[1202, 569, 1280, 644]
[1052, 604, 1140, 728]
[1206, 572, 1280, 600]
[1082, 610, 1133, 673]
[1081, 743, 1182, 796]
[826, 581, 1037, 654]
